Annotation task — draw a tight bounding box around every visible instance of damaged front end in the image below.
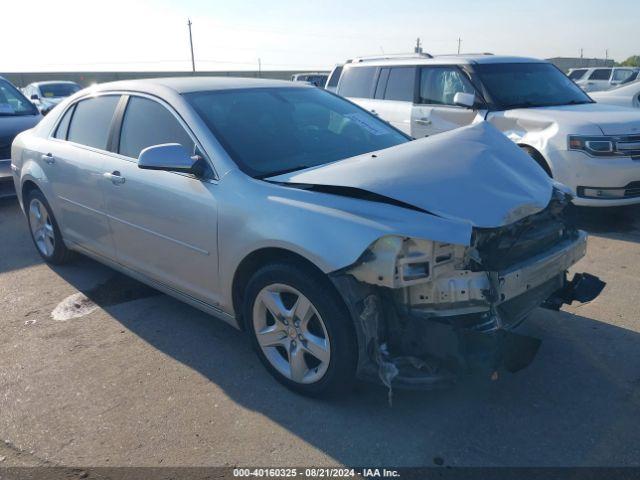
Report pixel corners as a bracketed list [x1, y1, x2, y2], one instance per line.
[331, 189, 605, 392]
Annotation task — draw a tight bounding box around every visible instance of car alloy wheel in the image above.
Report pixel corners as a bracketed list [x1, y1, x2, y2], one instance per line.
[29, 198, 56, 258]
[252, 283, 331, 384]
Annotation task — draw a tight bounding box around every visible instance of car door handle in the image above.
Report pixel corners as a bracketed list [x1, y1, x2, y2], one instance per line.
[41, 153, 55, 165]
[103, 171, 126, 185]
[414, 118, 432, 126]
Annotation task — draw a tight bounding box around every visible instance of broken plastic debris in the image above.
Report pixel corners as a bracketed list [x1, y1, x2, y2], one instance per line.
[359, 296, 399, 406]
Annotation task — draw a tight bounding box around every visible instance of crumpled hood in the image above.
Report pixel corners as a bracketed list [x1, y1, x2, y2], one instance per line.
[268, 122, 553, 228]
[503, 102, 640, 136]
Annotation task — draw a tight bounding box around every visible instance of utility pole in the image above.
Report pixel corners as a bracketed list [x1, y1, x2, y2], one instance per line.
[258, 58, 261, 77]
[187, 19, 196, 73]
[580, 48, 584, 59]
[605, 49, 609, 60]
[457, 37, 462, 54]
[414, 38, 422, 54]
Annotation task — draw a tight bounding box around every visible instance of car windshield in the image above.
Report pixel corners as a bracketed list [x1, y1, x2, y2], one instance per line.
[39, 83, 81, 98]
[185, 87, 409, 178]
[0, 79, 38, 116]
[475, 63, 593, 109]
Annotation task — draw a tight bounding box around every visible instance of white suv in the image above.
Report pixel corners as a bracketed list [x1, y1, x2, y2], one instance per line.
[336, 54, 640, 206]
[568, 67, 639, 92]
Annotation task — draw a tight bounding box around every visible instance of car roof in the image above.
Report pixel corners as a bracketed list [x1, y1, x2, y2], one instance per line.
[570, 66, 633, 71]
[91, 76, 308, 94]
[31, 80, 80, 86]
[345, 55, 546, 68]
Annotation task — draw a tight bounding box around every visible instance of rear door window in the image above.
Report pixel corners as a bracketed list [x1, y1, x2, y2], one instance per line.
[589, 69, 612, 80]
[337, 66, 377, 98]
[118, 96, 195, 159]
[54, 105, 75, 140]
[374, 68, 390, 99]
[67, 95, 120, 150]
[383, 67, 416, 102]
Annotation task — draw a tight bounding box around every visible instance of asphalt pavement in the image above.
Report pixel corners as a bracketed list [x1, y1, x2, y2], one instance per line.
[1, 197, 640, 467]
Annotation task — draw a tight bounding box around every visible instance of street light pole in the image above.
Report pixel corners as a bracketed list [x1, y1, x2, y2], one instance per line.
[188, 19, 196, 73]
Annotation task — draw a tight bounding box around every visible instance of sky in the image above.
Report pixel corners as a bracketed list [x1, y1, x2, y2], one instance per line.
[2, 0, 639, 72]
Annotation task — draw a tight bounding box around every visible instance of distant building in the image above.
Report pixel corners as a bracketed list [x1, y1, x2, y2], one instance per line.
[547, 57, 615, 73]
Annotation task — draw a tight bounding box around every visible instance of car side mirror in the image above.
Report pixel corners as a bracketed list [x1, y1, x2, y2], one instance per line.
[138, 143, 204, 176]
[30, 94, 39, 101]
[453, 92, 476, 109]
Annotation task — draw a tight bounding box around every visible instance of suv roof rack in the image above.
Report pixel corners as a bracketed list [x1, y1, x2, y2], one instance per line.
[435, 52, 494, 57]
[348, 52, 433, 63]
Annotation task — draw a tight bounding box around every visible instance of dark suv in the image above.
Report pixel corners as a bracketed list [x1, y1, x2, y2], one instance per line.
[0, 76, 41, 197]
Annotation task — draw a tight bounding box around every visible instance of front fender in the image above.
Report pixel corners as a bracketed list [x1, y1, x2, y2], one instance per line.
[216, 172, 473, 313]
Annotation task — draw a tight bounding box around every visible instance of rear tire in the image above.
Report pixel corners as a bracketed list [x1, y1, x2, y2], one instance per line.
[26, 189, 74, 265]
[243, 261, 357, 397]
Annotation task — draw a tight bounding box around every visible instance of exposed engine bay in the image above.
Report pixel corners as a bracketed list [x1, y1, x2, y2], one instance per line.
[331, 188, 605, 397]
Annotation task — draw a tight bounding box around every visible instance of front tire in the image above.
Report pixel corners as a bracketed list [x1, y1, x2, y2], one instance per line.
[243, 262, 357, 396]
[26, 189, 73, 264]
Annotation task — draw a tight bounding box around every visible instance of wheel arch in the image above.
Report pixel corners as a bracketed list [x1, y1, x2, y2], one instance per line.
[21, 179, 41, 204]
[231, 247, 342, 331]
[518, 144, 553, 177]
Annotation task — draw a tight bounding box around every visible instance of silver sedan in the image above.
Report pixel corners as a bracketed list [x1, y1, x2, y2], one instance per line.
[11, 78, 602, 396]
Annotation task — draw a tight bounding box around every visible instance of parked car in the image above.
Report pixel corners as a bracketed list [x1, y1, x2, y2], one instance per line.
[568, 67, 639, 92]
[12, 78, 602, 395]
[591, 80, 640, 109]
[324, 64, 344, 93]
[290, 73, 329, 87]
[23, 81, 82, 115]
[0, 76, 41, 198]
[336, 54, 640, 206]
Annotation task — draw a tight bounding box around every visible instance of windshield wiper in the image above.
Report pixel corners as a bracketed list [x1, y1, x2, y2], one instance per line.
[504, 101, 538, 109]
[255, 165, 312, 180]
[505, 99, 592, 109]
[563, 100, 593, 105]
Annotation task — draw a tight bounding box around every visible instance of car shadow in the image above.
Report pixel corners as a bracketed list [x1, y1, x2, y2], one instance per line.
[0, 197, 43, 273]
[566, 204, 640, 244]
[46, 259, 640, 467]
